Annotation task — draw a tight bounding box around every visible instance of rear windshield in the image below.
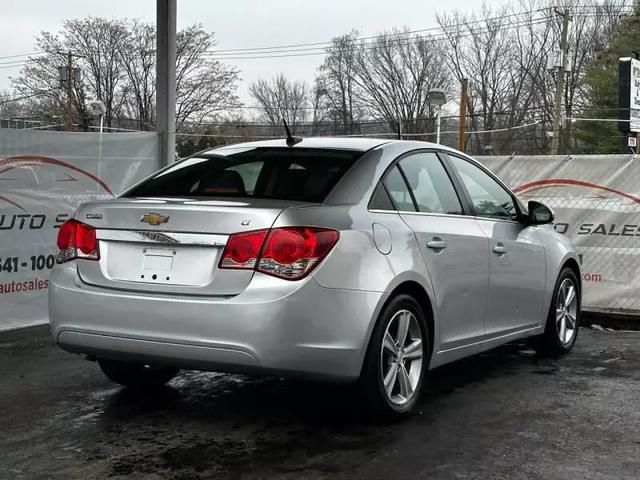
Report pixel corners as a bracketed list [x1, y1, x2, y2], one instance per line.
[125, 147, 363, 203]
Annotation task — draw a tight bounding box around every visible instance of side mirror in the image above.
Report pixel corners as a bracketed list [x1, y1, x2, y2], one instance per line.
[527, 200, 554, 225]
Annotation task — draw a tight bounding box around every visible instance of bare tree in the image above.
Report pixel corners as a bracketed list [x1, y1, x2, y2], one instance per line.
[351, 29, 451, 134]
[0, 91, 25, 121]
[174, 25, 241, 132]
[249, 74, 309, 130]
[63, 18, 128, 127]
[10, 33, 84, 128]
[317, 32, 362, 134]
[437, 0, 631, 154]
[11, 18, 241, 132]
[118, 20, 156, 130]
[309, 82, 330, 135]
[438, 5, 528, 152]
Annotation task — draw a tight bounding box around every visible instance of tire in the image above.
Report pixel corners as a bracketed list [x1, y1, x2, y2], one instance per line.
[98, 359, 179, 388]
[360, 294, 430, 416]
[537, 267, 581, 356]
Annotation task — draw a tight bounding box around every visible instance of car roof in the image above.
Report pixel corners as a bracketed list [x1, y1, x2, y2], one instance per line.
[205, 137, 463, 155]
[206, 137, 393, 153]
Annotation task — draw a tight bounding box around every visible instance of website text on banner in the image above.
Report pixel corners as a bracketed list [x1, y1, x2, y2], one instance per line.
[478, 154, 640, 316]
[0, 129, 159, 331]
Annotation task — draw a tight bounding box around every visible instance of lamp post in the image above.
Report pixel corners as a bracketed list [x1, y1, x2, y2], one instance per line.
[427, 88, 447, 144]
[88, 100, 107, 186]
[88, 100, 106, 134]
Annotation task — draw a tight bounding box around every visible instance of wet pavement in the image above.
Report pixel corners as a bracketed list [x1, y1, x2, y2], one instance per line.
[1, 325, 639, 480]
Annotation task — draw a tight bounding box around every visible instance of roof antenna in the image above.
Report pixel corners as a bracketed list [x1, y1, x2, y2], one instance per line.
[283, 118, 303, 147]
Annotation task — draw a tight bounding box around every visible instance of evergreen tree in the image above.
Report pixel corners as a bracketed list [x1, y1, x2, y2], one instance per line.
[574, 4, 640, 153]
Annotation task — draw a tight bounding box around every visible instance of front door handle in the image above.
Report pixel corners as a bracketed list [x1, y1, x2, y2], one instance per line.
[427, 238, 448, 250]
[493, 242, 507, 254]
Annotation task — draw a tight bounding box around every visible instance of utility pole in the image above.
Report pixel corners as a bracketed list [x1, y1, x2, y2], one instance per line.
[551, 8, 571, 155]
[58, 51, 80, 131]
[65, 51, 73, 131]
[458, 78, 468, 152]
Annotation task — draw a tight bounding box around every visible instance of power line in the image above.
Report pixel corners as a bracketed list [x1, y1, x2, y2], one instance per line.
[206, 8, 547, 55]
[0, 51, 44, 61]
[214, 18, 549, 58]
[203, 3, 631, 59]
[0, 89, 56, 104]
[0, 4, 629, 65]
[0, 61, 27, 69]
[0, 3, 631, 64]
[205, 18, 550, 60]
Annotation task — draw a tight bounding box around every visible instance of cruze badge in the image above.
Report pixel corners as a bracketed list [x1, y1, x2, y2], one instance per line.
[140, 213, 169, 226]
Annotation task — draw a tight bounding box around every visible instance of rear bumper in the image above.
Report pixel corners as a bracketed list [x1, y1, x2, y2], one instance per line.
[49, 262, 386, 381]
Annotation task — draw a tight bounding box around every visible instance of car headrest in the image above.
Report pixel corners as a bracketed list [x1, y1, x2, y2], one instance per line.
[202, 170, 247, 196]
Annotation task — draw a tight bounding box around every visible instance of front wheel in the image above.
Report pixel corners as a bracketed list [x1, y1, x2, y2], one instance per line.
[360, 294, 430, 416]
[98, 359, 179, 388]
[537, 267, 581, 356]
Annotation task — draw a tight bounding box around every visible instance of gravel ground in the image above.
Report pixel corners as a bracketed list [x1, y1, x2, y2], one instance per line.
[1, 325, 639, 480]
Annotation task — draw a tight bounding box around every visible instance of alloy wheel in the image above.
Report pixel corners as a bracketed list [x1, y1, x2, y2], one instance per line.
[380, 309, 424, 406]
[556, 278, 578, 345]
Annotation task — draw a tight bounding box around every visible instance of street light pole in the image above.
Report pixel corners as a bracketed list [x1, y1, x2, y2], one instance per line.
[427, 88, 447, 145]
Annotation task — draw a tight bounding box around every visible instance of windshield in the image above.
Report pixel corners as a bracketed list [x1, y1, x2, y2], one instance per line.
[125, 147, 363, 203]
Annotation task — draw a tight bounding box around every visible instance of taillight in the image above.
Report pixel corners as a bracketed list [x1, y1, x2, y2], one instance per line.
[218, 230, 268, 269]
[56, 219, 99, 263]
[219, 227, 339, 280]
[258, 227, 339, 279]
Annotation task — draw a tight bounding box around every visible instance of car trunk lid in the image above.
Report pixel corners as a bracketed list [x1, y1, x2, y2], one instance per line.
[75, 198, 302, 296]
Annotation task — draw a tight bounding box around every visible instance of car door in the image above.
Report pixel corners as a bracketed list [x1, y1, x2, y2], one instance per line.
[382, 151, 490, 351]
[445, 153, 547, 337]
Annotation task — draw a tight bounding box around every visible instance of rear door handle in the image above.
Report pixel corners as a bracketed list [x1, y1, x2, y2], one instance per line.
[427, 238, 447, 250]
[493, 243, 507, 254]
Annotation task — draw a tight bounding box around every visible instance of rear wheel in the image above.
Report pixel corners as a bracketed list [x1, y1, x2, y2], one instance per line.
[537, 267, 580, 356]
[360, 294, 429, 416]
[98, 359, 179, 388]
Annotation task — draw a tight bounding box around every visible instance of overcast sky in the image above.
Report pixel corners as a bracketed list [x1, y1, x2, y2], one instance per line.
[0, 0, 478, 102]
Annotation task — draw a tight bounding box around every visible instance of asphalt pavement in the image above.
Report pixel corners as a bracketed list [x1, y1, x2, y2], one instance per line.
[1, 325, 639, 480]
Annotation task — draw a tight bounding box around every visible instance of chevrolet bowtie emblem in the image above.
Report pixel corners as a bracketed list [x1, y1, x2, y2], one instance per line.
[140, 213, 169, 226]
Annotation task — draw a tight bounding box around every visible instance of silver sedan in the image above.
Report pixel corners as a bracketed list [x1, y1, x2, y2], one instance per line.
[49, 138, 581, 415]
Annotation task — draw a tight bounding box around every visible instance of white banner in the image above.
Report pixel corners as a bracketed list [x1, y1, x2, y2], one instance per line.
[478, 154, 640, 315]
[0, 129, 159, 331]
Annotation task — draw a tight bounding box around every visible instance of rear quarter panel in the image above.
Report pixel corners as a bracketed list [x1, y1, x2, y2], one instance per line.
[275, 203, 440, 367]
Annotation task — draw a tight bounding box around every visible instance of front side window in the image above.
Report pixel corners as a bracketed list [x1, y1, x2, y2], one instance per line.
[448, 155, 518, 220]
[398, 152, 462, 214]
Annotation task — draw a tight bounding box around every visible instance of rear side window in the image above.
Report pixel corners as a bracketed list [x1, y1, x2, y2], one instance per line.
[382, 166, 416, 212]
[125, 147, 363, 203]
[369, 183, 395, 210]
